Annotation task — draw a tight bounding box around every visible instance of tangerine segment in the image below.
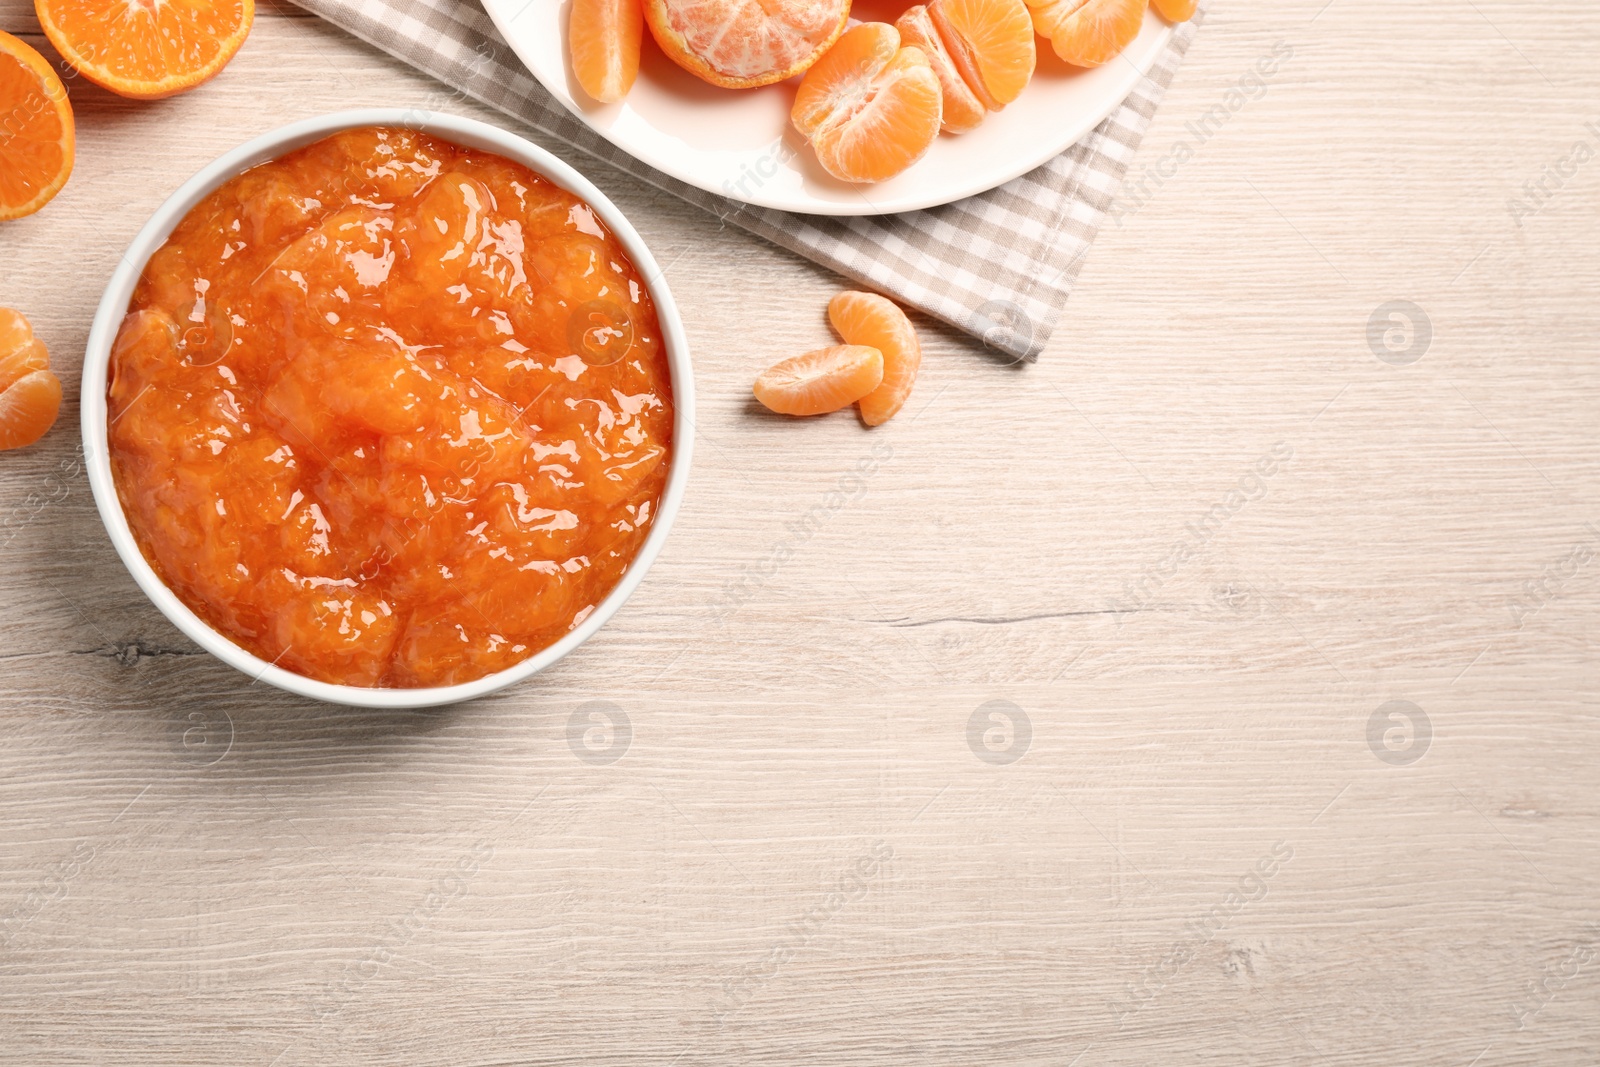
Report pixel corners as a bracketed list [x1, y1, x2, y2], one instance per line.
[570, 0, 644, 103]
[644, 0, 849, 89]
[0, 30, 74, 221]
[1150, 0, 1195, 20]
[0, 340, 49, 394]
[0, 307, 50, 395]
[0, 306, 34, 357]
[796, 31, 943, 185]
[755, 344, 883, 416]
[895, 6, 985, 134]
[828, 291, 920, 426]
[36, 0, 254, 101]
[931, 0, 1035, 110]
[0, 369, 61, 450]
[811, 48, 942, 184]
[1032, 0, 1145, 68]
[791, 21, 900, 141]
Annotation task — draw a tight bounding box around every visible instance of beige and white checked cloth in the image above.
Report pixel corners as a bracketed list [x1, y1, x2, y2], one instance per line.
[290, 0, 1202, 361]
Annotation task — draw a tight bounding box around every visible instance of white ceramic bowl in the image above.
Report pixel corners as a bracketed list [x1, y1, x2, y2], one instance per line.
[81, 110, 695, 709]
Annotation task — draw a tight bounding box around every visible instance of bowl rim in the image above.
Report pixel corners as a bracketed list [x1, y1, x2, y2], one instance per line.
[80, 108, 696, 709]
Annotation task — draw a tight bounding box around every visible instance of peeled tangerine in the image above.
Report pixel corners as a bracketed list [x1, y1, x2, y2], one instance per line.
[644, 0, 850, 89]
[897, 0, 1035, 134]
[0, 308, 62, 450]
[570, 0, 644, 103]
[1027, 0, 1148, 69]
[792, 23, 943, 184]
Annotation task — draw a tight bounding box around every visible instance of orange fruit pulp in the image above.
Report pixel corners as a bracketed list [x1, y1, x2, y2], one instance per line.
[106, 128, 675, 689]
[1028, 0, 1147, 69]
[754, 345, 884, 416]
[570, 0, 644, 103]
[828, 291, 921, 426]
[0, 308, 62, 450]
[897, 0, 1035, 134]
[36, 0, 255, 101]
[930, 0, 1036, 110]
[792, 23, 943, 184]
[0, 29, 74, 221]
[643, 0, 849, 89]
[895, 5, 986, 134]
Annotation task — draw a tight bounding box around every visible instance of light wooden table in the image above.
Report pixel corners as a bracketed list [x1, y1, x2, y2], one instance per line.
[2, 1, 1597, 1063]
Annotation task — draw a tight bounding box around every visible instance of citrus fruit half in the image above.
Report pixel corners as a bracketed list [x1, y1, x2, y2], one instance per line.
[36, 0, 255, 100]
[0, 29, 74, 221]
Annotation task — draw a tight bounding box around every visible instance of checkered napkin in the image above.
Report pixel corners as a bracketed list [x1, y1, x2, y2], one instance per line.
[289, 0, 1201, 361]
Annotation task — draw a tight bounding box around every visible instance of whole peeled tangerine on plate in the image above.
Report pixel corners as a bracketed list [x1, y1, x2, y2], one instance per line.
[644, 0, 851, 89]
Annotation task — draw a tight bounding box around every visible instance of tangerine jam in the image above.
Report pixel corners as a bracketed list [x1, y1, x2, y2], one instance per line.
[107, 127, 674, 689]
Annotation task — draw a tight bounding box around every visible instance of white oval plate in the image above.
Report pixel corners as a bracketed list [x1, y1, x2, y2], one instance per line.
[483, 0, 1175, 216]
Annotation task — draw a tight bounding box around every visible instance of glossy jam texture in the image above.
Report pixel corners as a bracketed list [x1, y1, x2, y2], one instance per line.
[108, 128, 673, 688]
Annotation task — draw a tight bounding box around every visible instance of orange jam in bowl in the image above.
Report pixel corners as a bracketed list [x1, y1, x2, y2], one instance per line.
[106, 126, 675, 689]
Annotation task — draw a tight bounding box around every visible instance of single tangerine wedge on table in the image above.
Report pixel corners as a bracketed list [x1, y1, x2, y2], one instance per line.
[754, 344, 883, 417]
[1151, 0, 1196, 21]
[1028, 0, 1146, 68]
[0, 308, 61, 451]
[35, 0, 254, 100]
[570, 0, 644, 103]
[828, 291, 921, 426]
[792, 23, 943, 185]
[643, 0, 849, 89]
[0, 29, 74, 221]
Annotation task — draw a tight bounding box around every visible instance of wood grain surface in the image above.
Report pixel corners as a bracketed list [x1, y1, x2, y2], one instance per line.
[1, 1, 1597, 1064]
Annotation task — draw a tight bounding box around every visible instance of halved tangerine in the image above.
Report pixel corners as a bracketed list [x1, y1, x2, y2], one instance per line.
[895, 5, 986, 134]
[793, 24, 943, 184]
[643, 0, 849, 89]
[570, 0, 644, 103]
[0, 308, 60, 450]
[828, 291, 921, 426]
[0, 29, 74, 222]
[1030, 0, 1146, 68]
[754, 344, 883, 416]
[930, 0, 1035, 111]
[36, 0, 255, 101]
